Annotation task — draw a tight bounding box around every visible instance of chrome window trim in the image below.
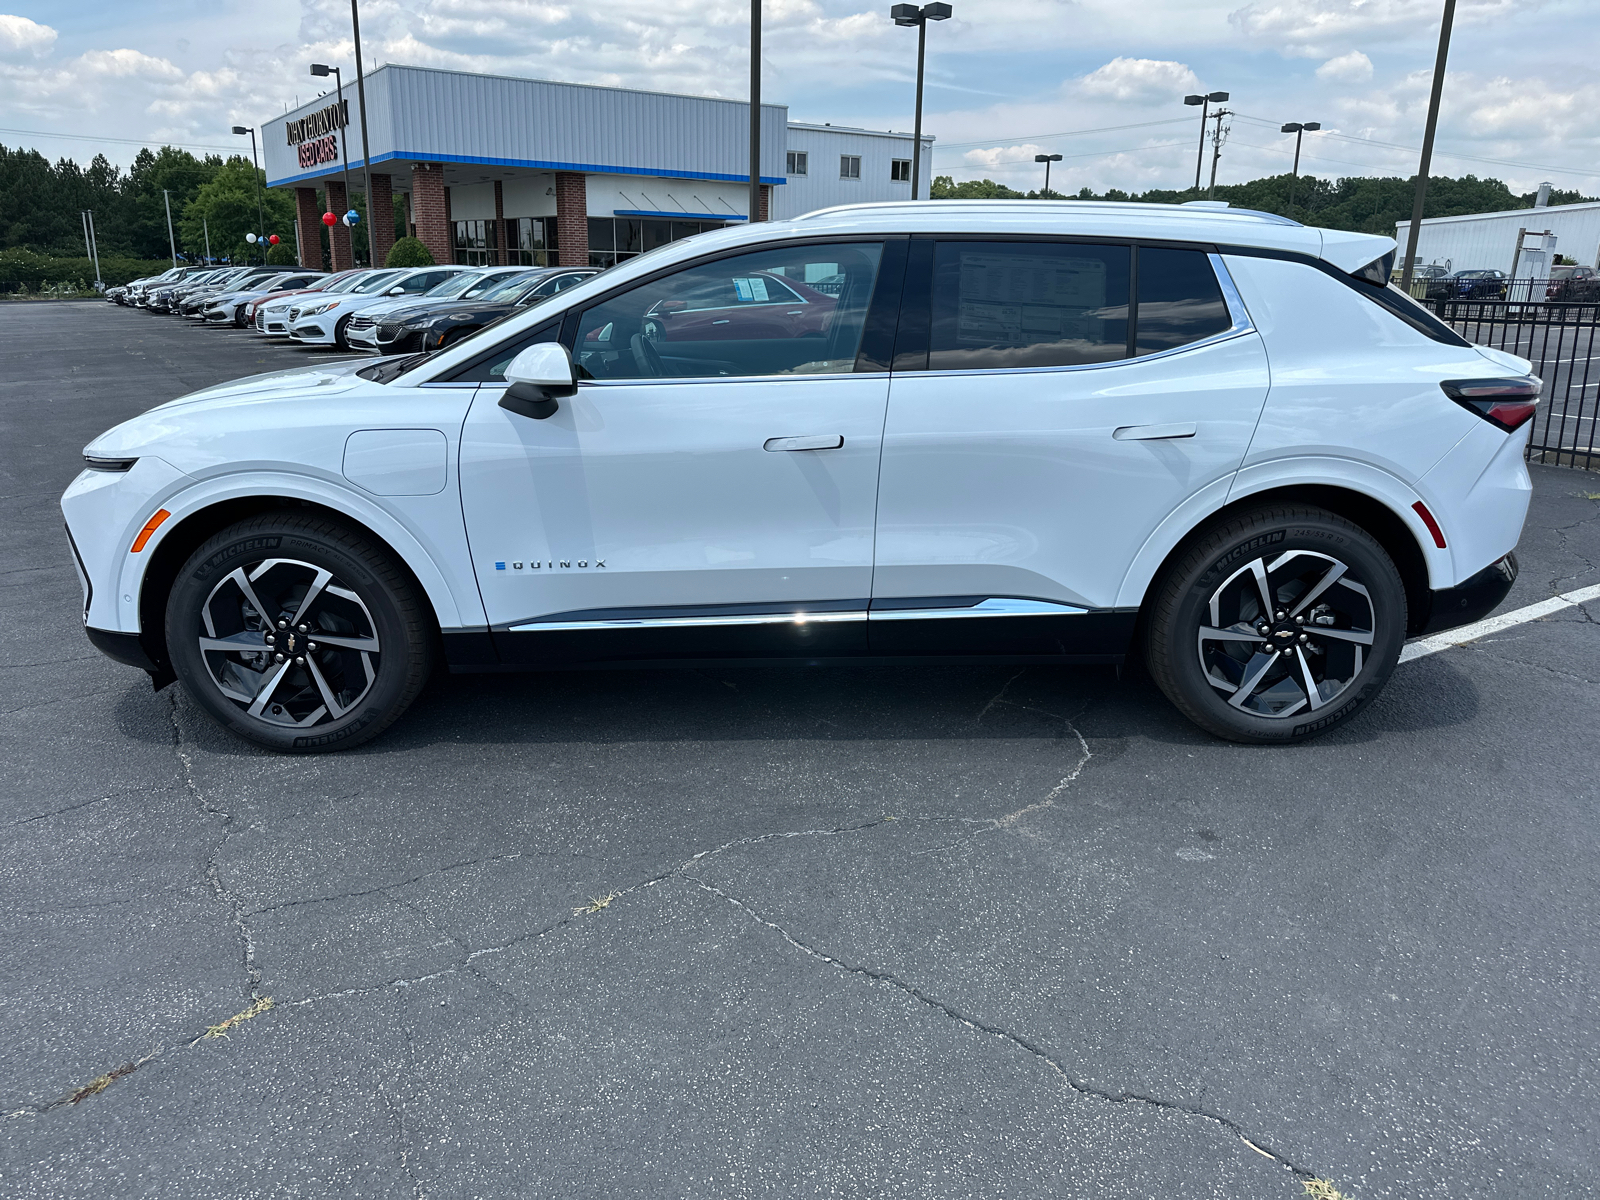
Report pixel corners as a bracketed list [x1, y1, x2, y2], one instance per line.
[574, 371, 891, 389]
[509, 610, 868, 633]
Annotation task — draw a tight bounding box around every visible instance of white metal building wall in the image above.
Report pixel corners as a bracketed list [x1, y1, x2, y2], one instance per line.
[772, 124, 935, 219]
[1395, 202, 1600, 273]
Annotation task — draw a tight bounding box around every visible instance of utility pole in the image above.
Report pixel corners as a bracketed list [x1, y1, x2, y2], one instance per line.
[1400, 0, 1457, 297]
[85, 210, 102, 287]
[203, 215, 212, 262]
[162, 189, 178, 265]
[1184, 91, 1228, 192]
[1207, 109, 1231, 199]
[350, 0, 378, 267]
[749, 0, 762, 221]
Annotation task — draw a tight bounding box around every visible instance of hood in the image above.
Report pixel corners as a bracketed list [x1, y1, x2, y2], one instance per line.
[114, 358, 374, 423]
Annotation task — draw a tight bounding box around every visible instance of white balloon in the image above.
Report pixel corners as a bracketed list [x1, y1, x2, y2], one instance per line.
[245, 233, 258, 243]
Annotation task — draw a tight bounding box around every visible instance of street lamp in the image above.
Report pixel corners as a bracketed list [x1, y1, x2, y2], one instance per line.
[1401, 0, 1457, 296]
[890, 2, 952, 202]
[1279, 121, 1320, 210]
[1034, 153, 1062, 198]
[310, 64, 358, 252]
[1183, 91, 1228, 192]
[231, 125, 267, 263]
[349, 0, 378, 269]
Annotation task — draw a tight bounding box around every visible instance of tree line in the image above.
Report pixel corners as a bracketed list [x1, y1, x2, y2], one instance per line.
[930, 172, 1595, 234]
[0, 142, 398, 284]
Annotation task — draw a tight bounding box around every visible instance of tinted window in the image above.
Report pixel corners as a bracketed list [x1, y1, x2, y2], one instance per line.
[447, 319, 564, 384]
[573, 242, 883, 380]
[929, 242, 1129, 370]
[1135, 247, 1231, 356]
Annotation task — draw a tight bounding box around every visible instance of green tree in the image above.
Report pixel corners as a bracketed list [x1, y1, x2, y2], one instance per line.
[385, 236, 434, 267]
[930, 174, 1026, 199]
[120, 146, 220, 259]
[266, 241, 297, 265]
[180, 156, 294, 264]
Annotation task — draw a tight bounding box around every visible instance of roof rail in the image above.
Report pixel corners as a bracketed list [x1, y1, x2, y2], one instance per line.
[793, 199, 1303, 227]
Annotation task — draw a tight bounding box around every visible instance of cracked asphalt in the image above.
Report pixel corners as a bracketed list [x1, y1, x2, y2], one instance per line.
[3, 303, 1600, 1199]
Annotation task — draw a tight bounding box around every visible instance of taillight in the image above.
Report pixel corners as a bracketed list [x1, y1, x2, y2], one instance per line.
[1440, 376, 1540, 433]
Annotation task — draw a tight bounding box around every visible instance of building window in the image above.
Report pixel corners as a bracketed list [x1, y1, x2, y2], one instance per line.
[509, 217, 559, 266]
[452, 219, 497, 266]
[787, 151, 808, 176]
[586, 216, 727, 269]
[840, 155, 861, 180]
[891, 158, 912, 182]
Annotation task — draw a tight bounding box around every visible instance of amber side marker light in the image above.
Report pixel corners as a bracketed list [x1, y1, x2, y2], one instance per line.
[130, 508, 171, 552]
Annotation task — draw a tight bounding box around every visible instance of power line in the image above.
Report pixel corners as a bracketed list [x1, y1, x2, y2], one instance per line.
[936, 117, 1193, 151]
[0, 126, 242, 155]
[935, 139, 1194, 171]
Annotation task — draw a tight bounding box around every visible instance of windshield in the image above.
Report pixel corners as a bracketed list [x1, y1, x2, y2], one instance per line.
[424, 272, 490, 300]
[461, 270, 531, 299]
[479, 272, 545, 302]
[322, 272, 370, 293]
[353, 270, 404, 294]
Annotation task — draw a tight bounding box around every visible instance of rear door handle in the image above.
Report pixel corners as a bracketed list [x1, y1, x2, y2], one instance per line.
[764, 435, 844, 452]
[1113, 422, 1197, 441]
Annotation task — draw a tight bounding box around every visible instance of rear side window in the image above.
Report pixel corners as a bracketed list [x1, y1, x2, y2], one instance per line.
[928, 242, 1130, 370]
[1135, 247, 1231, 356]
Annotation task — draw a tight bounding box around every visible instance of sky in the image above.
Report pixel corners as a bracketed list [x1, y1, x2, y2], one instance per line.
[1, 0, 1596, 197]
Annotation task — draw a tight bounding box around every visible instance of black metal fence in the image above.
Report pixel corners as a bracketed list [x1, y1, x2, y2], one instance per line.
[1425, 294, 1599, 470]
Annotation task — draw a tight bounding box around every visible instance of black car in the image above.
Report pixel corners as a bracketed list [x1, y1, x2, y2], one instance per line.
[1546, 265, 1600, 302]
[369, 267, 598, 354]
[1426, 269, 1507, 301]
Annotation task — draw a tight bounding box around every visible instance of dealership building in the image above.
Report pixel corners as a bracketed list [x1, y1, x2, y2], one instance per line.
[260, 65, 933, 271]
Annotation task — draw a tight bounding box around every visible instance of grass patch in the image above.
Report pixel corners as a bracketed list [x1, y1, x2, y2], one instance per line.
[1303, 1181, 1352, 1200]
[574, 893, 620, 916]
[201, 996, 274, 1040]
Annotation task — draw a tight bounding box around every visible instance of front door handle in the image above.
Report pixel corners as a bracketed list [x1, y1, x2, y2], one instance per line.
[764, 434, 844, 452]
[1113, 422, 1197, 441]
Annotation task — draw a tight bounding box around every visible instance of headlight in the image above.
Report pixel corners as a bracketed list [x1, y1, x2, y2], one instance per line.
[306, 300, 342, 315]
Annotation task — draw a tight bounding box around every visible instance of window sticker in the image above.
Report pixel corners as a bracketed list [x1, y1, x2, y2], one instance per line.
[955, 254, 1107, 347]
[733, 277, 770, 302]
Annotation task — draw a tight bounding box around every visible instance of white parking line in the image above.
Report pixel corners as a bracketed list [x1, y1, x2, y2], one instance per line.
[1401, 583, 1600, 662]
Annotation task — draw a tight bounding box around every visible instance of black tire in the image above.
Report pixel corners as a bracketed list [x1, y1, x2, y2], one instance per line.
[334, 314, 352, 349]
[1144, 505, 1406, 744]
[165, 514, 433, 752]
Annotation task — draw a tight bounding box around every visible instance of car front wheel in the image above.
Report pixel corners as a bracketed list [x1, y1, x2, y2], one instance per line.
[166, 514, 434, 752]
[1144, 505, 1407, 743]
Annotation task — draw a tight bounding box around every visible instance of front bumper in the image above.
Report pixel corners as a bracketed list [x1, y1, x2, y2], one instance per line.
[85, 626, 173, 688]
[1418, 553, 1518, 636]
[289, 320, 335, 343]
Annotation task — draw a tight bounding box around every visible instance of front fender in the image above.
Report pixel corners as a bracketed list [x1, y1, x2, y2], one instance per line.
[113, 470, 484, 635]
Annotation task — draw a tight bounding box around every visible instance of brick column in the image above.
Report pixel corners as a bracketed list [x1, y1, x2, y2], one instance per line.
[411, 163, 452, 267]
[493, 180, 506, 265]
[758, 184, 771, 222]
[369, 173, 395, 267]
[294, 188, 321, 268]
[324, 179, 354, 272]
[555, 172, 588, 267]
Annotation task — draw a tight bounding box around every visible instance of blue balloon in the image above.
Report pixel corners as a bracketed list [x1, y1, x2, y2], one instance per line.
[345, 209, 360, 225]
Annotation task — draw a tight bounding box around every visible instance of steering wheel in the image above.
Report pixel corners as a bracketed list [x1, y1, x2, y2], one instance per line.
[630, 333, 666, 378]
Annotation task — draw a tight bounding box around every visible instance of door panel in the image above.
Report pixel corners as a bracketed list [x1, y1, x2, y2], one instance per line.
[871, 333, 1271, 652]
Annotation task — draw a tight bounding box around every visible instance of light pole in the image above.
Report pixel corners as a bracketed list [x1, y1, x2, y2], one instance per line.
[84, 210, 102, 287]
[231, 125, 268, 263]
[1034, 153, 1062, 198]
[891, 3, 952, 202]
[750, 0, 762, 222]
[1280, 121, 1320, 210]
[1400, 0, 1457, 296]
[349, 0, 378, 267]
[161, 188, 178, 265]
[1184, 91, 1228, 192]
[310, 63, 356, 248]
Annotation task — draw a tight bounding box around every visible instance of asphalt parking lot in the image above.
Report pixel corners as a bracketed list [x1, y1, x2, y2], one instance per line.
[2, 301, 1598, 1199]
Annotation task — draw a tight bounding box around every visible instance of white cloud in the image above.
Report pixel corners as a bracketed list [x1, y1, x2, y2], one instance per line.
[962, 142, 1051, 172]
[0, 13, 56, 57]
[1316, 49, 1372, 82]
[1229, 0, 1543, 58]
[1075, 57, 1202, 105]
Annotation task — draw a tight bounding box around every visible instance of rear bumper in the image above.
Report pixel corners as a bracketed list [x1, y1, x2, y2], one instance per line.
[1418, 552, 1518, 636]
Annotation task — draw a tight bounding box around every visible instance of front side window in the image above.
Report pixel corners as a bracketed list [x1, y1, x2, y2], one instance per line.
[891, 159, 911, 182]
[352, 270, 403, 294]
[787, 151, 808, 175]
[929, 241, 1130, 370]
[574, 241, 884, 381]
[1135, 247, 1231, 356]
[840, 155, 861, 180]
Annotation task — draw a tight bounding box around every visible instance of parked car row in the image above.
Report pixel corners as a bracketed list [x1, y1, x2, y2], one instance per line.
[108, 261, 601, 352]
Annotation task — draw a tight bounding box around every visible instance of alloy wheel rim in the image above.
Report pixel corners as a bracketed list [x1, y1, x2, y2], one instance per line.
[1196, 550, 1376, 718]
[198, 557, 381, 728]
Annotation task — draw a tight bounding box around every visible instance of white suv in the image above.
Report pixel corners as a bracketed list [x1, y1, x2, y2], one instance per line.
[63, 201, 1535, 751]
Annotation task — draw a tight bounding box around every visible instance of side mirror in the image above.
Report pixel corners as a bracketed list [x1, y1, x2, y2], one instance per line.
[388, 285, 406, 295]
[499, 342, 576, 421]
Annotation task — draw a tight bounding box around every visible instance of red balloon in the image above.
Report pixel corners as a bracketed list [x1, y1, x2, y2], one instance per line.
[268, 234, 280, 245]
[322, 212, 337, 226]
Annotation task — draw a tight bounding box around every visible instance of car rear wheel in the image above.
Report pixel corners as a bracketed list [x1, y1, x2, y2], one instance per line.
[166, 514, 434, 752]
[1144, 505, 1407, 743]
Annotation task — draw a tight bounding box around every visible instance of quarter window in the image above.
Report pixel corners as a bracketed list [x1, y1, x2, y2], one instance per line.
[891, 159, 911, 182]
[929, 242, 1130, 370]
[787, 151, 809, 175]
[1135, 247, 1231, 356]
[574, 242, 884, 381]
[840, 155, 861, 180]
